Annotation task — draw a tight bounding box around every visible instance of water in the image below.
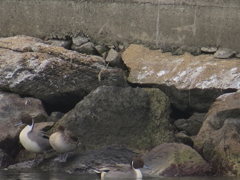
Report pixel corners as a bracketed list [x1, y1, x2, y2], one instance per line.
[1, 169, 240, 180]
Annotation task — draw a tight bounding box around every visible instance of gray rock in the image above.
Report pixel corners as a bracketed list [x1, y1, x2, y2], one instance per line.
[194, 92, 240, 176]
[106, 49, 126, 69]
[214, 48, 236, 59]
[174, 113, 205, 136]
[72, 36, 89, 46]
[95, 44, 109, 56]
[47, 112, 65, 123]
[142, 143, 210, 176]
[175, 131, 194, 147]
[48, 39, 72, 49]
[201, 47, 218, 53]
[52, 86, 174, 152]
[72, 42, 99, 55]
[172, 46, 201, 56]
[0, 36, 128, 107]
[235, 53, 240, 59]
[10, 146, 137, 172]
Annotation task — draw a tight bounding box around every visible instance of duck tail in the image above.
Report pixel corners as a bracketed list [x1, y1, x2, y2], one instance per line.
[93, 170, 102, 178]
[93, 169, 109, 179]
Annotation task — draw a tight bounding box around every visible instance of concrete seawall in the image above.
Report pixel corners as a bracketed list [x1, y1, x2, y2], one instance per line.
[1, 0, 240, 50]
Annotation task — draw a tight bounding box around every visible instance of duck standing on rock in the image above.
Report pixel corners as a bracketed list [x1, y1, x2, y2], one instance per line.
[16, 114, 52, 160]
[49, 125, 79, 162]
[93, 157, 149, 179]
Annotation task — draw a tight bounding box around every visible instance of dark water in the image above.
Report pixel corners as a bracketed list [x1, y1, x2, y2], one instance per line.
[1, 169, 240, 180]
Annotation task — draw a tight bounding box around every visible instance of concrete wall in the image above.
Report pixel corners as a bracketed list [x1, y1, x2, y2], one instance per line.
[1, 0, 240, 50]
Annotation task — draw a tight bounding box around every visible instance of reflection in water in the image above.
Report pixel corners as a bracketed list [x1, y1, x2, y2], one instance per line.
[1, 169, 240, 180]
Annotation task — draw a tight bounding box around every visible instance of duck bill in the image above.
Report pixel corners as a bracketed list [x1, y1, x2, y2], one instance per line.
[143, 165, 151, 169]
[15, 122, 23, 126]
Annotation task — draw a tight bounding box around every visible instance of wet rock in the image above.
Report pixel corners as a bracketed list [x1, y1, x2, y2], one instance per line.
[47, 112, 65, 123]
[174, 113, 205, 136]
[10, 146, 137, 172]
[201, 47, 218, 53]
[48, 39, 72, 49]
[214, 48, 236, 59]
[0, 149, 15, 168]
[72, 42, 99, 55]
[106, 49, 126, 69]
[8, 160, 39, 169]
[0, 36, 128, 107]
[194, 92, 240, 176]
[122, 44, 240, 112]
[142, 143, 210, 176]
[52, 86, 174, 152]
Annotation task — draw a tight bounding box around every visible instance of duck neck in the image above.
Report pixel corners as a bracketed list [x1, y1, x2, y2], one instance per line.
[30, 119, 34, 131]
[132, 161, 142, 178]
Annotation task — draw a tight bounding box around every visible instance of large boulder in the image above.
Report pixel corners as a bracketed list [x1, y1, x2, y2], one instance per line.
[0, 36, 128, 109]
[142, 143, 210, 176]
[122, 44, 240, 113]
[52, 86, 174, 152]
[194, 92, 240, 176]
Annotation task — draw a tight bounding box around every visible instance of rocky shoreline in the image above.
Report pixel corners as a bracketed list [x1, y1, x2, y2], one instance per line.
[0, 35, 240, 176]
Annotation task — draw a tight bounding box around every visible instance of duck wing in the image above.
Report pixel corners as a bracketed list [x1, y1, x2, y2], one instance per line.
[27, 130, 52, 150]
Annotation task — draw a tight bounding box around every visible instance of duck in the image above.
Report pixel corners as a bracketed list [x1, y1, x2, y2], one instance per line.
[49, 125, 78, 162]
[93, 157, 149, 179]
[16, 114, 52, 160]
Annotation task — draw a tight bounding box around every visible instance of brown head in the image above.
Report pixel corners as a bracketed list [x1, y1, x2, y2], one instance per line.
[20, 114, 32, 125]
[57, 125, 65, 131]
[131, 157, 145, 169]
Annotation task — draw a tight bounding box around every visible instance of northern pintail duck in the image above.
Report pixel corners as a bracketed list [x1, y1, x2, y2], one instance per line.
[49, 125, 78, 162]
[93, 157, 149, 179]
[16, 114, 52, 160]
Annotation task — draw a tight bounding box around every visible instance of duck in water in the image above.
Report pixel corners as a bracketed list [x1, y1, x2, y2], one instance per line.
[93, 157, 149, 179]
[49, 125, 78, 162]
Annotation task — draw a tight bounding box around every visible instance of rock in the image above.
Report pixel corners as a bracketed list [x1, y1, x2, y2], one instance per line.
[142, 143, 210, 176]
[48, 39, 72, 49]
[106, 49, 126, 69]
[0, 91, 48, 124]
[172, 46, 201, 56]
[235, 53, 240, 59]
[10, 146, 137, 172]
[194, 92, 240, 176]
[122, 44, 240, 112]
[0, 149, 15, 168]
[201, 47, 218, 53]
[72, 36, 89, 46]
[175, 131, 194, 147]
[52, 86, 174, 152]
[47, 112, 65, 123]
[8, 160, 39, 169]
[174, 113, 205, 136]
[0, 36, 128, 108]
[72, 42, 99, 55]
[214, 48, 236, 59]
[95, 44, 109, 56]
